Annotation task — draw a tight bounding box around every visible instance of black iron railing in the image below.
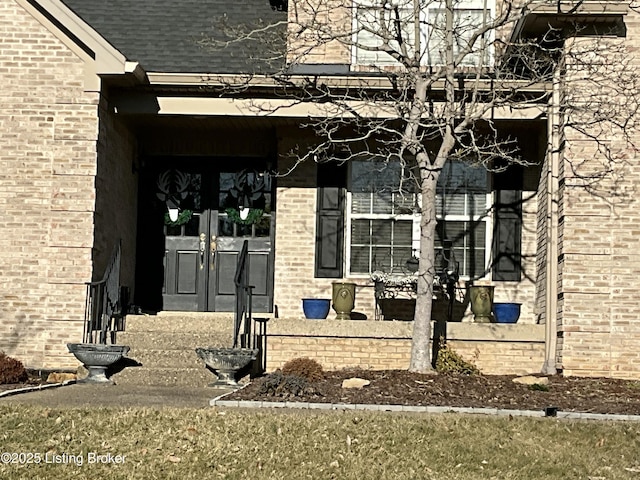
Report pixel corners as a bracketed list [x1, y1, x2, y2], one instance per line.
[83, 241, 128, 344]
[233, 240, 268, 373]
[233, 240, 253, 349]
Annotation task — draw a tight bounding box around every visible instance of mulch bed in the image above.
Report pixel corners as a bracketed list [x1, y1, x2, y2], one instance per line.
[227, 369, 640, 415]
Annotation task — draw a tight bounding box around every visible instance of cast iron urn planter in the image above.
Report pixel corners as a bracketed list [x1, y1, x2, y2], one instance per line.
[67, 343, 130, 384]
[195, 347, 259, 387]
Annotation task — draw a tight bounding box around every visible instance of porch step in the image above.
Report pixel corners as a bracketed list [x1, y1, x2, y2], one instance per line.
[114, 312, 238, 387]
[123, 313, 238, 333]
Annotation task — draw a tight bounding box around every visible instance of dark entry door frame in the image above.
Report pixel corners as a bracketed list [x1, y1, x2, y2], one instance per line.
[135, 157, 275, 313]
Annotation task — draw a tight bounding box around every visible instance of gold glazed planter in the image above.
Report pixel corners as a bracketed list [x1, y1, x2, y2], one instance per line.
[331, 282, 357, 320]
[469, 285, 495, 323]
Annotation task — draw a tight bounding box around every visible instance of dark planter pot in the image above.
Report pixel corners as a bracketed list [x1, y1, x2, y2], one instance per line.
[493, 303, 522, 324]
[67, 343, 130, 384]
[195, 347, 258, 387]
[302, 298, 331, 319]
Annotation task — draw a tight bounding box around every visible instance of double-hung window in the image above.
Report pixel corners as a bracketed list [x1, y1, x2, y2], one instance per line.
[435, 161, 490, 278]
[348, 161, 418, 274]
[346, 159, 490, 278]
[354, 0, 494, 67]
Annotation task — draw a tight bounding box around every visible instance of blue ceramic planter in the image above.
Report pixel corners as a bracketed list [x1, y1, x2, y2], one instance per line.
[493, 303, 521, 324]
[302, 298, 331, 319]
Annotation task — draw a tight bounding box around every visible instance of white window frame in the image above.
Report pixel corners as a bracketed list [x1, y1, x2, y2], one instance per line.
[345, 159, 492, 278]
[352, 0, 495, 68]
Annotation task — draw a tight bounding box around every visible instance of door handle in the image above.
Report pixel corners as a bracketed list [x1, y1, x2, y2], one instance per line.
[210, 235, 217, 270]
[199, 233, 206, 270]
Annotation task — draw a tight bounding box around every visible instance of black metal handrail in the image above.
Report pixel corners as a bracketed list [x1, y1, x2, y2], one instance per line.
[233, 240, 252, 348]
[233, 240, 269, 374]
[83, 240, 127, 344]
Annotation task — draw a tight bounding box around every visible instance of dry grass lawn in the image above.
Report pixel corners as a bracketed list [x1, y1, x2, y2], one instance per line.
[1, 405, 639, 479]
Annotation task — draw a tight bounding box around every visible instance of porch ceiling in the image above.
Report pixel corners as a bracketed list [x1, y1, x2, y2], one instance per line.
[119, 112, 301, 133]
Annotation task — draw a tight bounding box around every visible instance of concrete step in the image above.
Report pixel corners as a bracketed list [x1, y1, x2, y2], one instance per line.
[124, 313, 236, 333]
[118, 331, 234, 351]
[114, 312, 264, 387]
[126, 348, 204, 369]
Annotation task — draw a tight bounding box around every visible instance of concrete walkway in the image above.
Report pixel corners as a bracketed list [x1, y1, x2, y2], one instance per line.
[1, 382, 232, 409]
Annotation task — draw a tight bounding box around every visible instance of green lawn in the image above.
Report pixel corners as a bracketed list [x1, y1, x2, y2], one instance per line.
[1, 405, 639, 479]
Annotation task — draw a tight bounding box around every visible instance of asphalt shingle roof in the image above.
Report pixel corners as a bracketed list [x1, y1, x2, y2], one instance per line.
[61, 0, 288, 74]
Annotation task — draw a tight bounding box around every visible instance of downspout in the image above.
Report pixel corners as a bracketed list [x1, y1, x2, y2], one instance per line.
[542, 67, 561, 375]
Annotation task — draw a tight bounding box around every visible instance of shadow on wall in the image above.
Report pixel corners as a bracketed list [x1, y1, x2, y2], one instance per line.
[379, 293, 470, 322]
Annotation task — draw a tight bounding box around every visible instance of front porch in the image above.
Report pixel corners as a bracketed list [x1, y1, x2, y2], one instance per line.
[112, 312, 544, 387]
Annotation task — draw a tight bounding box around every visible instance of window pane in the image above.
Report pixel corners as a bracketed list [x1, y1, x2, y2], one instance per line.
[351, 219, 370, 245]
[472, 221, 486, 248]
[438, 193, 465, 216]
[393, 247, 412, 270]
[428, 8, 489, 66]
[394, 220, 413, 246]
[393, 192, 415, 214]
[469, 192, 488, 216]
[436, 220, 486, 277]
[356, 3, 416, 65]
[352, 192, 371, 214]
[350, 246, 370, 274]
[371, 247, 392, 272]
[372, 191, 393, 214]
[371, 220, 392, 245]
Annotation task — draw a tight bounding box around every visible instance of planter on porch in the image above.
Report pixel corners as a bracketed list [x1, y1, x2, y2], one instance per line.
[67, 343, 130, 384]
[332, 282, 357, 320]
[195, 347, 259, 387]
[493, 302, 522, 324]
[469, 285, 494, 323]
[302, 298, 331, 319]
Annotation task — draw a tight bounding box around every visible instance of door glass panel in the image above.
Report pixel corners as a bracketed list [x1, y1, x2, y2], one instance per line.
[157, 170, 203, 237]
[184, 213, 201, 237]
[217, 169, 272, 238]
[236, 223, 252, 237]
[255, 217, 271, 237]
[218, 216, 234, 237]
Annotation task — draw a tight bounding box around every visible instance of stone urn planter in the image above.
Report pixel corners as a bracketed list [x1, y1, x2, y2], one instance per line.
[332, 282, 356, 320]
[469, 285, 494, 323]
[195, 347, 258, 387]
[67, 343, 130, 384]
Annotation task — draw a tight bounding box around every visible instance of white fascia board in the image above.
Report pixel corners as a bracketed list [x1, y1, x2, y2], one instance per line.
[114, 95, 545, 120]
[17, 0, 134, 75]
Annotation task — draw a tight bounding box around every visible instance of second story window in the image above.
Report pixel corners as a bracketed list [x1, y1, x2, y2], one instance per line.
[354, 0, 494, 67]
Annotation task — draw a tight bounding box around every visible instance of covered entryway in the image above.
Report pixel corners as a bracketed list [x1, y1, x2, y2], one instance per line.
[135, 156, 274, 313]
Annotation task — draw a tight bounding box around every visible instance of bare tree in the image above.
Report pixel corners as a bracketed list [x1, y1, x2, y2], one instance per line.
[201, 0, 640, 372]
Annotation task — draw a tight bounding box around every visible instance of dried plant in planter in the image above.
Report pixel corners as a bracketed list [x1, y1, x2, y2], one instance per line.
[435, 338, 480, 375]
[0, 352, 28, 384]
[281, 357, 324, 382]
[257, 371, 324, 399]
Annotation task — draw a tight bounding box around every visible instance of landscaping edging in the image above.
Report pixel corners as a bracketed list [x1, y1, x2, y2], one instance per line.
[210, 396, 640, 421]
[0, 380, 76, 398]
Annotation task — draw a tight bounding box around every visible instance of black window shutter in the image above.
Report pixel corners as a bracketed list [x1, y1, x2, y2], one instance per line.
[492, 189, 522, 281]
[315, 163, 346, 278]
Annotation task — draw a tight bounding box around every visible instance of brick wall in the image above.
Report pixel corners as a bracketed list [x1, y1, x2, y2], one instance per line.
[0, 0, 100, 368]
[557, 22, 640, 379]
[265, 319, 545, 375]
[93, 97, 138, 292]
[273, 132, 379, 319]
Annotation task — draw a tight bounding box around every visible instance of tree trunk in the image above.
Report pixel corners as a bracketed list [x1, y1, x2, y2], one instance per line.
[409, 172, 439, 372]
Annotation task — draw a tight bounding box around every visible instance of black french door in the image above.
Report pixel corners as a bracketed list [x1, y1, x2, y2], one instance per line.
[137, 158, 274, 312]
